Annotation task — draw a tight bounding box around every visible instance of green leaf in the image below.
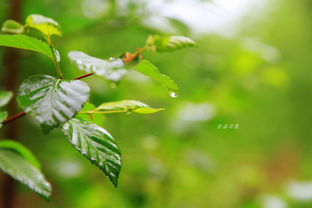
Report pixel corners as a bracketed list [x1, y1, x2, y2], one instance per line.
[0, 34, 54, 59]
[17, 75, 90, 133]
[0, 149, 51, 199]
[26, 14, 61, 37]
[83, 100, 164, 114]
[135, 59, 178, 96]
[0, 111, 8, 128]
[146, 35, 196, 52]
[68, 51, 128, 82]
[76, 102, 105, 126]
[1, 20, 24, 34]
[62, 118, 121, 187]
[0, 90, 13, 107]
[24, 26, 49, 43]
[0, 140, 41, 169]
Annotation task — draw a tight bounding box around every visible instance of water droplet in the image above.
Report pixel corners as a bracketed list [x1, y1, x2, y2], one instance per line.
[53, 49, 61, 62]
[169, 91, 178, 98]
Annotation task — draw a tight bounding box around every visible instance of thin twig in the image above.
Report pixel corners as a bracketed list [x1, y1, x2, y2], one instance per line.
[2, 72, 95, 126]
[49, 43, 64, 79]
[2, 112, 26, 125]
[73, 73, 94, 80]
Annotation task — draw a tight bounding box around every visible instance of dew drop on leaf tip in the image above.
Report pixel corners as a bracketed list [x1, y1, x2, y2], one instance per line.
[169, 91, 178, 98]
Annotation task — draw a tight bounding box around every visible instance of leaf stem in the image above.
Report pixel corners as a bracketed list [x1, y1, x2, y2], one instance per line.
[47, 36, 63, 79]
[49, 44, 63, 79]
[133, 46, 147, 58]
[79, 110, 128, 114]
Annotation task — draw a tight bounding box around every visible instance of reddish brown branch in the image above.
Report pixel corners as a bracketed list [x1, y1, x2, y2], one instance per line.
[2, 73, 95, 126]
[73, 72, 94, 80]
[2, 112, 26, 125]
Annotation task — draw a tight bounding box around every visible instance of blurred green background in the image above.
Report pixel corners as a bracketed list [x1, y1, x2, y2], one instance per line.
[1, 0, 312, 207]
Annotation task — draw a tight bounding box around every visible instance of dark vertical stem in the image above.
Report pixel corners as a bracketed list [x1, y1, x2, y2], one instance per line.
[1, 0, 22, 207]
[4, 49, 20, 140]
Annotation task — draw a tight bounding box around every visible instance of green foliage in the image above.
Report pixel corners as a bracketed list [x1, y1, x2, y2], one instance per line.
[68, 51, 127, 82]
[17, 74, 90, 133]
[145, 35, 196, 52]
[135, 60, 178, 95]
[81, 100, 164, 114]
[1, 1, 309, 207]
[0, 34, 53, 59]
[68, 51, 180, 94]
[0, 140, 41, 168]
[76, 102, 105, 126]
[1, 20, 24, 34]
[26, 14, 62, 37]
[62, 118, 121, 187]
[0, 141, 51, 199]
[0, 13, 195, 197]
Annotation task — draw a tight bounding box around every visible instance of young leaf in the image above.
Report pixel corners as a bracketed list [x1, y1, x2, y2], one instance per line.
[0, 34, 54, 59]
[24, 26, 49, 42]
[83, 100, 164, 114]
[1, 20, 24, 34]
[0, 149, 51, 199]
[26, 14, 61, 37]
[0, 111, 8, 128]
[76, 102, 105, 126]
[68, 51, 128, 82]
[62, 118, 121, 187]
[146, 35, 196, 52]
[0, 90, 13, 107]
[17, 75, 90, 133]
[135, 59, 178, 95]
[0, 140, 41, 168]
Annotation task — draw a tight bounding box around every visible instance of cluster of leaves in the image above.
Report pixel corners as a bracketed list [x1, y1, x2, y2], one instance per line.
[0, 14, 196, 200]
